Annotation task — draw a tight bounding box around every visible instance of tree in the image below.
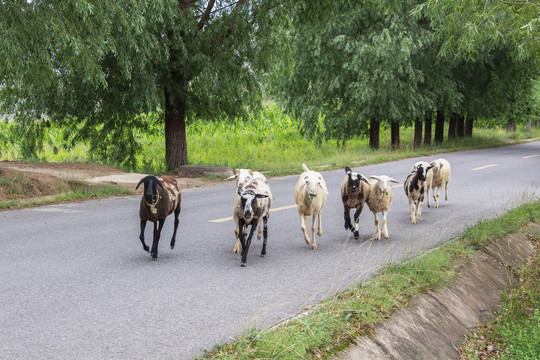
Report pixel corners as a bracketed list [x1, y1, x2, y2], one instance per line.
[282, 0, 426, 149]
[0, 1, 285, 170]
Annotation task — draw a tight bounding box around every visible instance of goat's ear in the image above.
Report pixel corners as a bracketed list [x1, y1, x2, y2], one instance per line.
[389, 178, 399, 184]
[237, 187, 244, 196]
[427, 165, 435, 171]
[135, 178, 146, 190]
[361, 175, 370, 184]
[345, 166, 352, 175]
[156, 179, 165, 191]
[226, 175, 236, 181]
[255, 194, 269, 199]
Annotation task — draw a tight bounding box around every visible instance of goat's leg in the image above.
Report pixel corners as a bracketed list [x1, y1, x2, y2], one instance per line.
[434, 187, 440, 208]
[151, 219, 165, 260]
[300, 213, 310, 245]
[241, 222, 257, 267]
[352, 207, 362, 240]
[381, 211, 389, 239]
[409, 199, 416, 224]
[261, 216, 268, 257]
[416, 199, 424, 223]
[233, 212, 241, 254]
[445, 180, 449, 201]
[373, 212, 381, 240]
[426, 185, 431, 208]
[344, 206, 353, 232]
[170, 206, 180, 249]
[257, 218, 263, 240]
[139, 220, 149, 252]
[311, 213, 318, 250]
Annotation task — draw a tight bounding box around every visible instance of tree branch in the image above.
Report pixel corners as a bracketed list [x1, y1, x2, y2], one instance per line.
[197, 0, 215, 30]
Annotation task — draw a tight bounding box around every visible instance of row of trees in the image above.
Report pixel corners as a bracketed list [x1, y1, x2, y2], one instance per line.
[1, 1, 539, 170]
[279, 1, 539, 150]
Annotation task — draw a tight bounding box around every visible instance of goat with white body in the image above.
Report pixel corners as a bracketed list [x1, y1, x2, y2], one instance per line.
[404, 164, 433, 224]
[136, 175, 182, 260]
[411, 161, 433, 208]
[430, 158, 451, 208]
[294, 164, 328, 250]
[234, 177, 272, 267]
[364, 175, 400, 240]
[227, 169, 271, 253]
[340, 166, 369, 239]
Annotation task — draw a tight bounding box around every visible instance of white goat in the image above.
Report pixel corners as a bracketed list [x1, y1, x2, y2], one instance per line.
[227, 169, 271, 253]
[294, 163, 328, 250]
[430, 158, 451, 208]
[364, 175, 400, 240]
[411, 161, 433, 208]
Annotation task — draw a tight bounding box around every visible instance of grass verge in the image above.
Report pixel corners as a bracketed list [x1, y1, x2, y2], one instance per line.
[0, 180, 133, 210]
[200, 200, 540, 359]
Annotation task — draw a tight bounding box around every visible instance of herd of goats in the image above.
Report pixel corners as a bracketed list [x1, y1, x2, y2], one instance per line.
[135, 159, 451, 266]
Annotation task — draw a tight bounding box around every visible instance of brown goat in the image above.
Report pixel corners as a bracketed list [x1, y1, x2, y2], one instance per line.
[136, 175, 181, 260]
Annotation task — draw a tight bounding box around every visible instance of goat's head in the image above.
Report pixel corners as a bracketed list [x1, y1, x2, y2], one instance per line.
[345, 166, 369, 192]
[430, 160, 444, 174]
[136, 175, 165, 205]
[415, 164, 434, 182]
[370, 175, 399, 195]
[227, 168, 254, 189]
[237, 187, 268, 221]
[299, 172, 327, 203]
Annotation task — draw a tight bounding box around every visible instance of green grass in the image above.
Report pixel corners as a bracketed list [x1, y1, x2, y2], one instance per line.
[200, 200, 539, 359]
[0, 180, 132, 210]
[1, 106, 539, 174]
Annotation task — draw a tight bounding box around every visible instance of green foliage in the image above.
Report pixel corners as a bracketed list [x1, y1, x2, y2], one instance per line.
[416, 0, 540, 61]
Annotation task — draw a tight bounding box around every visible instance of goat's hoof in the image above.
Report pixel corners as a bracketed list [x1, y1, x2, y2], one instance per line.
[312, 245, 318, 250]
[353, 231, 359, 240]
[241, 262, 247, 267]
[143, 245, 149, 252]
[170, 243, 175, 250]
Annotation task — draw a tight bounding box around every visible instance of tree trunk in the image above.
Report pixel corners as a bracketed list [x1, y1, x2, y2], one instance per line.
[535, 120, 539, 127]
[448, 113, 457, 140]
[165, 91, 189, 170]
[456, 115, 465, 138]
[423, 111, 432, 146]
[413, 118, 422, 149]
[369, 118, 380, 149]
[526, 119, 532, 132]
[465, 117, 474, 137]
[506, 119, 517, 133]
[391, 120, 400, 149]
[435, 110, 444, 144]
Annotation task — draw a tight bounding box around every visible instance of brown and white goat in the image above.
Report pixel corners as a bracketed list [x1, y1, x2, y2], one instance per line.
[136, 175, 181, 260]
[341, 166, 370, 240]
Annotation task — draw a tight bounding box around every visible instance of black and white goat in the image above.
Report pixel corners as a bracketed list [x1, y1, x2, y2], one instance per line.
[404, 164, 433, 224]
[340, 166, 370, 239]
[235, 179, 271, 267]
[136, 175, 181, 260]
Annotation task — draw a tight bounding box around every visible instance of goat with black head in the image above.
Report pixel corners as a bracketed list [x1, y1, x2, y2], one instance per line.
[340, 166, 370, 239]
[136, 175, 181, 260]
[404, 164, 434, 224]
[235, 179, 271, 267]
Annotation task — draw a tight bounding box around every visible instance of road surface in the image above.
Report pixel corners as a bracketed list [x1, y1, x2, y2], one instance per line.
[1, 142, 539, 359]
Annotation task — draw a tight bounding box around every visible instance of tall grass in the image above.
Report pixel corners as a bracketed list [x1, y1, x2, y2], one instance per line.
[1, 106, 539, 174]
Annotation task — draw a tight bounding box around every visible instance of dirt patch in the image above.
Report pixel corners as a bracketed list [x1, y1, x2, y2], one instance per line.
[0, 161, 221, 203]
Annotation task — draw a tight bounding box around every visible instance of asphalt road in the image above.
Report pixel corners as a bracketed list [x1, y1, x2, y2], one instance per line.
[1, 142, 539, 360]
